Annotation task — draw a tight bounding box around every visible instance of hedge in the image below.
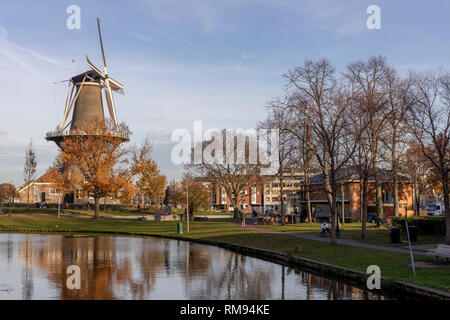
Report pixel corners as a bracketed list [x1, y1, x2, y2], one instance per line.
[392, 216, 446, 236]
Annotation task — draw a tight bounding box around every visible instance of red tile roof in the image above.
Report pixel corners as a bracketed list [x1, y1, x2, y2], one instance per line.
[35, 168, 58, 183]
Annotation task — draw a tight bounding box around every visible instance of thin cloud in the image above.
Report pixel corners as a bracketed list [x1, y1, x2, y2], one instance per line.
[0, 25, 70, 81]
[236, 50, 247, 72]
[129, 32, 159, 45]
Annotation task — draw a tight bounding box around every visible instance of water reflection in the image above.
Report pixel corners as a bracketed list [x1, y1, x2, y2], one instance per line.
[0, 234, 383, 300]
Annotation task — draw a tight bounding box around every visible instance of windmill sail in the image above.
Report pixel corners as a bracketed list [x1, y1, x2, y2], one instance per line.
[46, 17, 128, 147]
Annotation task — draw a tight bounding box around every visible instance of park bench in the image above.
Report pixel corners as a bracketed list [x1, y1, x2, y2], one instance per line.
[427, 244, 450, 263]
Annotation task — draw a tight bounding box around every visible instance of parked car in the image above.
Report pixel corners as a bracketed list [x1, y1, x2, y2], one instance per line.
[425, 203, 444, 216]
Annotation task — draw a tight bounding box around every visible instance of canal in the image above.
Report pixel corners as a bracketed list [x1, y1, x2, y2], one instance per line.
[0, 233, 385, 300]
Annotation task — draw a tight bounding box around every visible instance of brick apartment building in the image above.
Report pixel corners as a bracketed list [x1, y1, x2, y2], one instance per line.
[208, 167, 414, 221]
[288, 168, 414, 222]
[210, 171, 307, 214]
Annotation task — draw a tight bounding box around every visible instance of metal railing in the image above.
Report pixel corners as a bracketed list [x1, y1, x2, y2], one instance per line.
[46, 130, 129, 140]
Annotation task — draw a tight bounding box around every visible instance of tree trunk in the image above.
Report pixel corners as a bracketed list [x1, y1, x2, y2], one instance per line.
[415, 188, 421, 217]
[393, 169, 399, 218]
[330, 192, 337, 245]
[93, 196, 100, 219]
[392, 129, 399, 218]
[442, 169, 450, 245]
[361, 177, 368, 239]
[327, 169, 338, 245]
[280, 172, 285, 225]
[374, 164, 383, 228]
[376, 183, 383, 227]
[233, 205, 240, 219]
[341, 184, 345, 225]
[27, 186, 30, 208]
[393, 173, 399, 217]
[360, 177, 364, 222]
[305, 170, 312, 223]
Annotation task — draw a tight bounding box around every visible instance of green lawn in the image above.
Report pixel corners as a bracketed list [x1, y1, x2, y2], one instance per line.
[170, 208, 232, 215]
[0, 216, 449, 293]
[3, 206, 231, 217]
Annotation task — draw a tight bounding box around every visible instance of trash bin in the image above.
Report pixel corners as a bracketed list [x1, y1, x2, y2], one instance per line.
[389, 227, 401, 243]
[177, 222, 183, 234]
[407, 226, 418, 242]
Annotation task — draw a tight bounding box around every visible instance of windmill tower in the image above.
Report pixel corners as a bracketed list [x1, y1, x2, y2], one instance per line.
[46, 18, 128, 148]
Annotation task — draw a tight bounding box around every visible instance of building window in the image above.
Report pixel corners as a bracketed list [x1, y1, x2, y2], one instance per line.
[49, 188, 60, 195]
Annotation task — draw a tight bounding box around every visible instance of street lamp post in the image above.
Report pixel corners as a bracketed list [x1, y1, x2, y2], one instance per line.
[58, 192, 61, 219]
[9, 180, 12, 217]
[186, 180, 189, 233]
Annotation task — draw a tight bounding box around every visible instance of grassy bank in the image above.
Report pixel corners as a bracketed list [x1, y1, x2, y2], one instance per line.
[5, 207, 230, 217]
[0, 216, 449, 293]
[259, 223, 445, 247]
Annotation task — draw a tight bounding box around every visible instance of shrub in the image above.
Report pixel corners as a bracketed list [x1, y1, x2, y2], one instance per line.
[392, 216, 446, 235]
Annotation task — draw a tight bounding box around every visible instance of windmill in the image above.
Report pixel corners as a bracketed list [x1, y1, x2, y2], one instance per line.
[46, 17, 128, 148]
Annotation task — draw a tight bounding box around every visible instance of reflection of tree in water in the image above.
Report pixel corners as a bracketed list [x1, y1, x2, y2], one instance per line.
[21, 235, 34, 300]
[186, 250, 274, 300]
[19, 236, 118, 299]
[120, 238, 170, 299]
[291, 268, 380, 300]
[13, 235, 384, 300]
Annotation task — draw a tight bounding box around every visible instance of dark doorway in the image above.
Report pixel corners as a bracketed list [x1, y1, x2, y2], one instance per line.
[64, 193, 75, 204]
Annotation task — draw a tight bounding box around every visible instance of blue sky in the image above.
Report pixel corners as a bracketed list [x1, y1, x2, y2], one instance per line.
[1, 0, 450, 187]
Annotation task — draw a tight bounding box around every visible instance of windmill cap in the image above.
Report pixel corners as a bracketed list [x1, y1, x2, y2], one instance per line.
[71, 70, 103, 84]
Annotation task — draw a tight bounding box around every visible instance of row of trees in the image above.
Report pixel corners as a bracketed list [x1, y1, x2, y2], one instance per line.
[262, 56, 449, 245]
[189, 56, 448, 245]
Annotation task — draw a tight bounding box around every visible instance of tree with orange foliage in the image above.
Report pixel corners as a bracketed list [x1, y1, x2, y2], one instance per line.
[49, 151, 80, 201]
[61, 120, 130, 219]
[131, 137, 166, 207]
[0, 183, 16, 216]
[173, 174, 210, 218]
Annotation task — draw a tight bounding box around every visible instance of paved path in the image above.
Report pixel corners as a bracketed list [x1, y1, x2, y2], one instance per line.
[243, 225, 428, 256]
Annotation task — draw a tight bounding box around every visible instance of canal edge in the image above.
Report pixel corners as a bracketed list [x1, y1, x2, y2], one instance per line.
[1, 228, 449, 300]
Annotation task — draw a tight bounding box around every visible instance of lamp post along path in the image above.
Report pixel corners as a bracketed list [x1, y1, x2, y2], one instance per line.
[186, 180, 189, 233]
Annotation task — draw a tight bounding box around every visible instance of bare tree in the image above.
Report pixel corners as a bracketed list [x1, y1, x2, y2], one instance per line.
[190, 130, 261, 227]
[287, 116, 314, 223]
[403, 143, 433, 216]
[259, 101, 296, 224]
[408, 70, 450, 244]
[382, 68, 413, 218]
[346, 56, 390, 229]
[24, 140, 37, 208]
[285, 59, 360, 244]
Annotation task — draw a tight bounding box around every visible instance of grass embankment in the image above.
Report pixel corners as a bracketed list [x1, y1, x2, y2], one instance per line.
[5, 207, 231, 217]
[0, 216, 449, 293]
[259, 222, 445, 247]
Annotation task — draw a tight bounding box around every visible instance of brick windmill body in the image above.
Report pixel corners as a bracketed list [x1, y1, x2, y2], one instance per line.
[46, 18, 128, 147]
